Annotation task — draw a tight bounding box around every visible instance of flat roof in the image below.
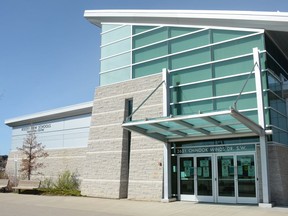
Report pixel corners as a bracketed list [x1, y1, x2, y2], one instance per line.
[84, 10, 288, 32]
[5, 101, 93, 127]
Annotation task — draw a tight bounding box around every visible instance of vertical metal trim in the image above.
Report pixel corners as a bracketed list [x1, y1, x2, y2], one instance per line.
[253, 47, 271, 204]
[162, 68, 172, 201]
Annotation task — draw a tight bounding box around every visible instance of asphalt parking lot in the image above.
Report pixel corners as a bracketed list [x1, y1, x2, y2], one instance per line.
[0, 193, 287, 216]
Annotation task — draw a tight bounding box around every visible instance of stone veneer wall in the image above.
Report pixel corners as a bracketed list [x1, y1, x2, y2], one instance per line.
[81, 74, 164, 200]
[268, 144, 288, 206]
[6, 147, 87, 181]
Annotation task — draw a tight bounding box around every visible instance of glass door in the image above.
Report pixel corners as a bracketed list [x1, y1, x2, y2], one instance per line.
[236, 155, 257, 203]
[179, 157, 195, 201]
[217, 155, 236, 203]
[196, 156, 214, 202]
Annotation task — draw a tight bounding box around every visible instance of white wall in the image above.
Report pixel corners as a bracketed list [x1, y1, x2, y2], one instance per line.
[11, 114, 91, 150]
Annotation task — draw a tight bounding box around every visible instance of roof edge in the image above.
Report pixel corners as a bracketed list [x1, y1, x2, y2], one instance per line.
[5, 101, 93, 127]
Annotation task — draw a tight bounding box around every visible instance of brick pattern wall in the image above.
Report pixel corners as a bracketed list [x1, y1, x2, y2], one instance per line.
[268, 144, 288, 206]
[81, 74, 164, 200]
[6, 147, 87, 181]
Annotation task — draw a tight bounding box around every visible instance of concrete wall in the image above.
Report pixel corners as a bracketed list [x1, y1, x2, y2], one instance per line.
[81, 74, 164, 200]
[6, 147, 87, 182]
[268, 144, 288, 206]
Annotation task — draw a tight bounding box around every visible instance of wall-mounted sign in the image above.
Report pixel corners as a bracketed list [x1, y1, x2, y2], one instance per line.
[21, 124, 52, 133]
[172, 144, 255, 155]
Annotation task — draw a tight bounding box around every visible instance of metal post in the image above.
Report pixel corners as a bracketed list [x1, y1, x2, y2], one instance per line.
[14, 154, 18, 185]
[253, 48, 271, 206]
[162, 68, 172, 202]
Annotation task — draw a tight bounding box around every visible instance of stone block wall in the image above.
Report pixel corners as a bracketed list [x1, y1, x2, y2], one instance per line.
[268, 144, 288, 206]
[81, 74, 164, 200]
[6, 147, 87, 182]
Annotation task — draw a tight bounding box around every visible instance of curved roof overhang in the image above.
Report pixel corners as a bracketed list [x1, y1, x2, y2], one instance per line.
[84, 10, 288, 60]
[84, 10, 288, 32]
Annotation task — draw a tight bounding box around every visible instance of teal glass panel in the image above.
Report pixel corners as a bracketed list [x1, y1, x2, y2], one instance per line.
[213, 55, 254, 78]
[102, 25, 131, 45]
[215, 94, 257, 111]
[170, 65, 212, 86]
[170, 47, 211, 70]
[101, 52, 130, 72]
[102, 24, 122, 32]
[100, 67, 131, 85]
[170, 30, 209, 54]
[241, 110, 258, 124]
[101, 38, 131, 58]
[213, 35, 264, 61]
[171, 100, 213, 115]
[171, 82, 213, 103]
[169, 27, 201, 38]
[133, 27, 168, 48]
[215, 75, 256, 96]
[133, 58, 167, 78]
[211, 29, 253, 43]
[133, 42, 168, 63]
[133, 26, 155, 35]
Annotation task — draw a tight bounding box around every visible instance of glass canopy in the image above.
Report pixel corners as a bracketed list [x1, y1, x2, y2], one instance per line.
[122, 108, 264, 142]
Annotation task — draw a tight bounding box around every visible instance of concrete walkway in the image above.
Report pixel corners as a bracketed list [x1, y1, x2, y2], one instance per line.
[0, 193, 287, 216]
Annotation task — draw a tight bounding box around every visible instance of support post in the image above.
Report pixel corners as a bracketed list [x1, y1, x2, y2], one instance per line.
[253, 48, 272, 207]
[162, 68, 174, 202]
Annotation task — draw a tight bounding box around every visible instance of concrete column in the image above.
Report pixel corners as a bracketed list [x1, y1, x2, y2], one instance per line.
[253, 48, 271, 207]
[162, 68, 174, 202]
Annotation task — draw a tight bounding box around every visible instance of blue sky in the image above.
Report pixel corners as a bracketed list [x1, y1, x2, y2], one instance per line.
[1, 0, 288, 155]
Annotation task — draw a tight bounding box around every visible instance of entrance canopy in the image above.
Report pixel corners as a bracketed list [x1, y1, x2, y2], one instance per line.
[122, 108, 264, 142]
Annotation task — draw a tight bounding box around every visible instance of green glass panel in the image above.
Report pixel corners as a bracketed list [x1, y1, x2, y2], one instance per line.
[171, 83, 213, 103]
[101, 52, 130, 72]
[100, 67, 131, 86]
[240, 110, 258, 124]
[212, 29, 253, 43]
[170, 47, 211, 70]
[102, 24, 122, 32]
[215, 94, 257, 111]
[132, 58, 167, 78]
[171, 100, 213, 115]
[133, 42, 168, 63]
[170, 30, 209, 54]
[133, 27, 168, 48]
[102, 25, 131, 45]
[213, 35, 264, 61]
[213, 56, 254, 78]
[169, 27, 200, 38]
[133, 26, 155, 35]
[101, 38, 131, 58]
[170, 65, 212, 86]
[215, 75, 256, 96]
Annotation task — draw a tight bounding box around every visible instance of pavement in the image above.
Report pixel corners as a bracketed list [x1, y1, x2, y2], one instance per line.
[0, 193, 288, 216]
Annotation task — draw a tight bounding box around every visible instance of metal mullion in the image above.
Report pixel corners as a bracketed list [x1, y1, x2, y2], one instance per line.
[202, 116, 236, 133]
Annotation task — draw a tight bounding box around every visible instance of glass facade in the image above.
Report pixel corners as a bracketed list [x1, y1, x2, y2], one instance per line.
[102, 23, 288, 145]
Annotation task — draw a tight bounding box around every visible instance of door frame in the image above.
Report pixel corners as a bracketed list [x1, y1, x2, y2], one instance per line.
[177, 152, 258, 204]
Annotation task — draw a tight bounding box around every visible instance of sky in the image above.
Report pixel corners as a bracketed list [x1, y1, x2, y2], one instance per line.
[1, 0, 288, 155]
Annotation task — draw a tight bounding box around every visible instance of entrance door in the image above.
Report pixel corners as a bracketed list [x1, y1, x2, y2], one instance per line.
[179, 157, 195, 201]
[195, 156, 213, 202]
[179, 156, 213, 202]
[217, 155, 236, 203]
[236, 155, 257, 203]
[178, 154, 257, 204]
[216, 154, 257, 204]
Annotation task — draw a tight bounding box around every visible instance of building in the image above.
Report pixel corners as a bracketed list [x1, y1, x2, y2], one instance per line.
[5, 10, 288, 206]
[5, 102, 92, 179]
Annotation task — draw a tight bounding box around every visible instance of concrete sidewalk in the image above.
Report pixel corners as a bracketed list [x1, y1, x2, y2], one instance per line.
[0, 193, 287, 216]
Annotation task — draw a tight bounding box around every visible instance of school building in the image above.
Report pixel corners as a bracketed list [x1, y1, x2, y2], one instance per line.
[5, 10, 288, 206]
